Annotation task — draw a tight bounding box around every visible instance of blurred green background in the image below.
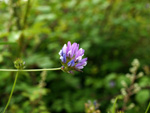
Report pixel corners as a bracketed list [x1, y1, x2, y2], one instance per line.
[0, 0, 150, 113]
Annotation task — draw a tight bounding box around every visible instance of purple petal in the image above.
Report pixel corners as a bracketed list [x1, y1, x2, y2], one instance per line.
[68, 59, 75, 67]
[59, 50, 63, 56]
[60, 56, 63, 62]
[76, 58, 87, 67]
[76, 61, 87, 67]
[75, 44, 79, 54]
[62, 54, 66, 63]
[76, 56, 82, 61]
[66, 41, 71, 56]
[77, 66, 84, 69]
[80, 58, 87, 63]
[75, 48, 85, 60]
[62, 44, 67, 54]
[71, 43, 78, 57]
[67, 50, 72, 57]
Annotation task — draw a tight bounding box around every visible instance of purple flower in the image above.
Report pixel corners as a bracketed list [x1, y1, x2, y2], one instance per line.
[59, 41, 87, 73]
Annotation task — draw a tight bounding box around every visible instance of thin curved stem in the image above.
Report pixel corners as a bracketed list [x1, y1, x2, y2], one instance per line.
[0, 67, 61, 72]
[2, 67, 61, 112]
[145, 102, 150, 113]
[3, 72, 19, 113]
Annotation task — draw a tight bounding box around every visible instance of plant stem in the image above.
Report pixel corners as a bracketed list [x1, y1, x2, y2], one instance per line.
[145, 102, 150, 113]
[3, 72, 19, 113]
[2, 67, 61, 113]
[23, 0, 30, 29]
[0, 67, 62, 72]
[112, 97, 118, 113]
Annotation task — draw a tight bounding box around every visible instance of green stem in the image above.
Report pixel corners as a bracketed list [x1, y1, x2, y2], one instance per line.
[0, 67, 62, 72]
[23, 0, 30, 29]
[145, 102, 150, 113]
[112, 97, 118, 113]
[3, 72, 19, 113]
[2, 67, 61, 113]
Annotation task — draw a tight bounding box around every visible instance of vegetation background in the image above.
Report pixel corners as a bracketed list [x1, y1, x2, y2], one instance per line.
[0, 0, 150, 113]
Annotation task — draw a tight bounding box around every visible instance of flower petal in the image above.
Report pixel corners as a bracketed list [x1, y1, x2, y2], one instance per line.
[66, 41, 71, 55]
[62, 44, 67, 54]
[59, 50, 63, 56]
[68, 59, 75, 67]
[71, 43, 78, 57]
[75, 48, 84, 60]
[63, 53, 66, 63]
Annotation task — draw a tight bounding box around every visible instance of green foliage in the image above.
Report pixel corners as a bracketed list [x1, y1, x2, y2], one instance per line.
[136, 90, 149, 104]
[145, 102, 150, 113]
[0, 0, 150, 113]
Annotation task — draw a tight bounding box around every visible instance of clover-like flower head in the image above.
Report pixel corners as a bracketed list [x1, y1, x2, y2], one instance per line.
[14, 58, 26, 69]
[59, 41, 87, 73]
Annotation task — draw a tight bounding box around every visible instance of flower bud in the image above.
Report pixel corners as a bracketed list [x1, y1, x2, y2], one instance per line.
[14, 58, 26, 69]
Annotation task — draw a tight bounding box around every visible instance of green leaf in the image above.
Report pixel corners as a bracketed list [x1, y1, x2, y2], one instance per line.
[0, 42, 16, 45]
[36, 14, 57, 21]
[136, 90, 149, 104]
[8, 31, 21, 42]
[139, 77, 150, 87]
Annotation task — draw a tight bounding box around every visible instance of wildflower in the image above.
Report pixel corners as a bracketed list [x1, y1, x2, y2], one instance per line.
[85, 100, 100, 113]
[59, 41, 87, 73]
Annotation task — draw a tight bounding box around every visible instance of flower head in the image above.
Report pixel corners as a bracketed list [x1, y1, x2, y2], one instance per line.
[14, 58, 26, 69]
[59, 41, 87, 73]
